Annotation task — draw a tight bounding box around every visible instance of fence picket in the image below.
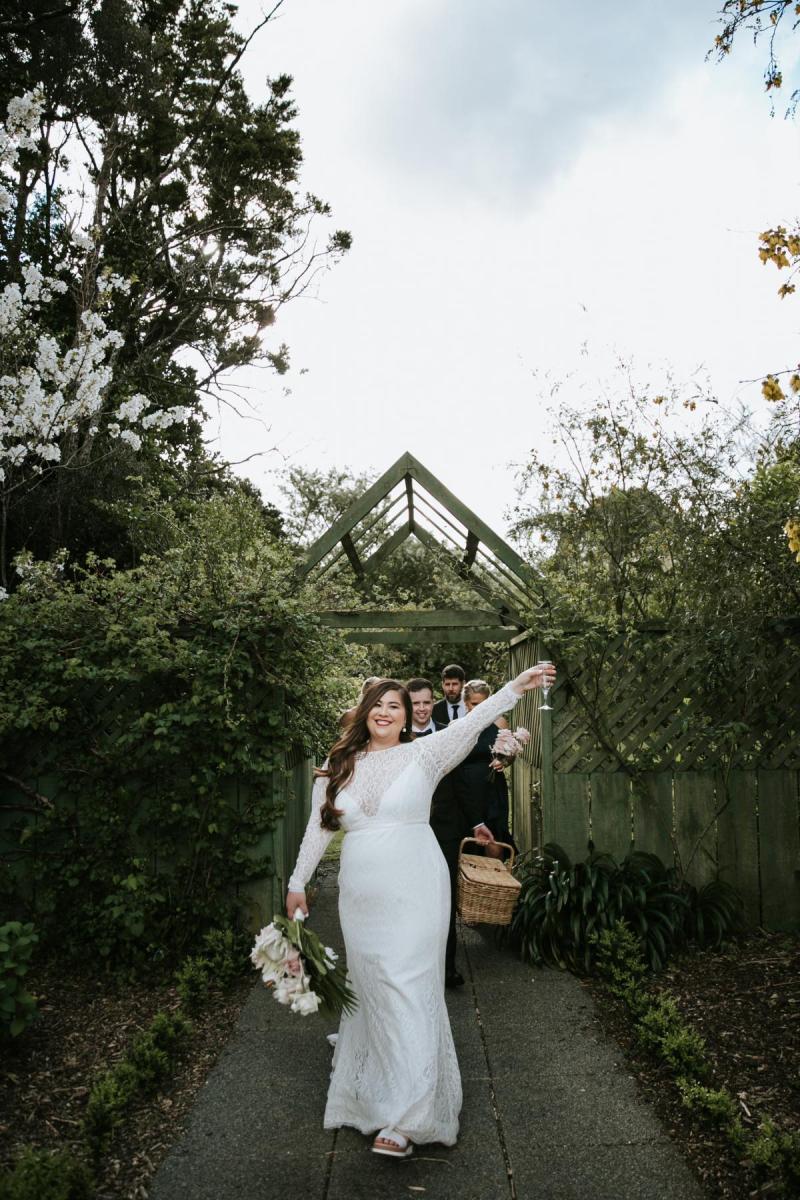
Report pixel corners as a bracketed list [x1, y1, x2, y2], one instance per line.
[590, 773, 633, 859]
[548, 773, 590, 863]
[632, 772, 673, 865]
[717, 771, 760, 925]
[757, 770, 800, 931]
[672, 773, 717, 889]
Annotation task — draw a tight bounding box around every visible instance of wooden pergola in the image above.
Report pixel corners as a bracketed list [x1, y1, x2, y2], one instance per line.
[299, 451, 534, 645]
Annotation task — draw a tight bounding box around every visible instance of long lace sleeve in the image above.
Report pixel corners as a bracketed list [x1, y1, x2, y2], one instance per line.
[287, 772, 335, 893]
[414, 681, 522, 785]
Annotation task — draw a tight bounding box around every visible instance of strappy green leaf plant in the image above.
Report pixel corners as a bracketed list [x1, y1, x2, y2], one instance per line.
[510, 844, 741, 975]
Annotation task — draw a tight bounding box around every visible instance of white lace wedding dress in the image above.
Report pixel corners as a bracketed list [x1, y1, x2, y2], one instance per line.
[287, 681, 520, 1145]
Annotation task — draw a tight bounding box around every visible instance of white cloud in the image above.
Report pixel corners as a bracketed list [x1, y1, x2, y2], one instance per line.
[219, 1, 800, 534]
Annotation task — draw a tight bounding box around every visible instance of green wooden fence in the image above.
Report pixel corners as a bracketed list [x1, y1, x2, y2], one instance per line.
[508, 631, 800, 931]
[237, 748, 315, 931]
[0, 749, 316, 935]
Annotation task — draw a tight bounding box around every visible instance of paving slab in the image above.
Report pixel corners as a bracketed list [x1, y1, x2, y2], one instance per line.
[149, 864, 703, 1200]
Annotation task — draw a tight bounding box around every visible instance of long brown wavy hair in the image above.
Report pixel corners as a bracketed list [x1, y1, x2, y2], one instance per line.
[318, 678, 414, 831]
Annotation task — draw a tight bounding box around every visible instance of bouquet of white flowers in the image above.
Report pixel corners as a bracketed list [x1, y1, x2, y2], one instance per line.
[489, 726, 531, 774]
[250, 912, 357, 1018]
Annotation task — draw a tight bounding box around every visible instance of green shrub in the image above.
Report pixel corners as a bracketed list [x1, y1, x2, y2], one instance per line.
[681, 879, 744, 948]
[748, 1121, 800, 1185]
[681, 1080, 748, 1142]
[175, 956, 212, 1014]
[200, 927, 246, 988]
[511, 845, 689, 974]
[148, 1009, 192, 1050]
[636, 995, 709, 1078]
[0, 922, 38, 1038]
[0, 522, 356, 964]
[82, 1064, 139, 1156]
[126, 1035, 170, 1096]
[0, 1147, 93, 1200]
[592, 920, 648, 1009]
[82, 1007, 190, 1156]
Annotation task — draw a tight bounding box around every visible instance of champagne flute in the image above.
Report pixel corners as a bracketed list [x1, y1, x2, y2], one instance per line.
[536, 661, 554, 711]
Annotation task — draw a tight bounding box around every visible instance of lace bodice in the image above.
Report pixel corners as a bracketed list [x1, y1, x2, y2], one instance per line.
[287, 681, 520, 893]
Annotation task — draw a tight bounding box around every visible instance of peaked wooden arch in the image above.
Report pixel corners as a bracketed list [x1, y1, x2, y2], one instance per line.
[300, 451, 534, 644]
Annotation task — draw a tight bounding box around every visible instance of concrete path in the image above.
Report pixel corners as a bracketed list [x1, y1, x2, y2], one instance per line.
[150, 866, 703, 1200]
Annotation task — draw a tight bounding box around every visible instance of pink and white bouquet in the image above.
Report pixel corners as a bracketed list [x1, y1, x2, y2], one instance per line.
[250, 912, 357, 1018]
[489, 727, 531, 772]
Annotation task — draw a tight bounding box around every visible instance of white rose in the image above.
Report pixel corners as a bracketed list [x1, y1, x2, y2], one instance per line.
[291, 988, 321, 1016]
[250, 924, 291, 971]
[273, 976, 302, 1007]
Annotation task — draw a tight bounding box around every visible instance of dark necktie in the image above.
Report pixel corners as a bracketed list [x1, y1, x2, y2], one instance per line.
[451, 705, 458, 720]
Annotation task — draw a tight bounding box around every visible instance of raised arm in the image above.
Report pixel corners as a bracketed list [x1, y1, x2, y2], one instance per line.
[286, 772, 335, 913]
[414, 663, 556, 785]
[415, 682, 521, 783]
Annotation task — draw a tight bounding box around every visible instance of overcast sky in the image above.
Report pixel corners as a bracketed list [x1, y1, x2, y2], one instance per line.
[210, 0, 800, 536]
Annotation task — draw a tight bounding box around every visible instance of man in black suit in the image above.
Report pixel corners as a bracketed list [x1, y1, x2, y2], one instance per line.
[407, 676, 493, 988]
[432, 664, 467, 725]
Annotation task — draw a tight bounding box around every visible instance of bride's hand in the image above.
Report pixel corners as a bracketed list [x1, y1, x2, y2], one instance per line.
[511, 662, 556, 695]
[286, 890, 308, 918]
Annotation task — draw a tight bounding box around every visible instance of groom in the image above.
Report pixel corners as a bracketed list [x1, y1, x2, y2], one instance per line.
[432, 664, 466, 724]
[407, 676, 493, 989]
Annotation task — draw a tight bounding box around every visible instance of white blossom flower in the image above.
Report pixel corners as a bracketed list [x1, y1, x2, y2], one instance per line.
[290, 987, 321, 1016]
[71, 229, 95, 252]
[116, 393, 147, 423]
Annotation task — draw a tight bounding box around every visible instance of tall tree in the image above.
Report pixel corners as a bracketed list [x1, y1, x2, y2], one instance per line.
[0, 0, 350, 575]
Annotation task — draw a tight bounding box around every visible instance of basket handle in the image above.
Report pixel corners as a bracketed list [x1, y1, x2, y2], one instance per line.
[458, 836, 516, 872]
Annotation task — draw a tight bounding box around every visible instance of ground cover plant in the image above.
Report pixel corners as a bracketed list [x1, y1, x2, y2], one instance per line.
[0, 926, 252, 1199]
[588, 923, 800, 1198]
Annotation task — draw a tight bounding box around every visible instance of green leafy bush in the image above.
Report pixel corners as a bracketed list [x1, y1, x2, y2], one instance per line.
[174, 956, 212, 1015]
[0, 499, 356, 963]
[748, 1121, 800, 1186]
[0, 922, 38, 1038]
[511, 844, 691, 973]
[175, 927, 246, 1012]
[594, 908, 799, 1195]
[677, 1079, 741, 1134]
[681, 879, 745, 948]
[591, 921, 649, 1013]
[200, 928, 246, 988]
[0, 1147, 93, 1200]
[82, 1064, 140, 1157]
[82, 1008, 190, 1156]
[636, 996, 709, 1078]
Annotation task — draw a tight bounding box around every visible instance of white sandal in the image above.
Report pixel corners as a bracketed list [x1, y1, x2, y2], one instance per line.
[371, 1127, 413, 1158]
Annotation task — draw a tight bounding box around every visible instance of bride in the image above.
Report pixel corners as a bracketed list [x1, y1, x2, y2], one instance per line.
[285, 663, 554, 1159]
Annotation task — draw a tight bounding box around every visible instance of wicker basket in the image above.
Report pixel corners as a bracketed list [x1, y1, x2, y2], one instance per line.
[457, 837, 521, 926]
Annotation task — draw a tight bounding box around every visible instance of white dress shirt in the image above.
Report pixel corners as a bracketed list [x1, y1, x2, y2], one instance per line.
[412, 720, 437, 735]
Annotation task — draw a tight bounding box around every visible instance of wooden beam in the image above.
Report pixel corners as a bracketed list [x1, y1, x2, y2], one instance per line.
[318, 609, 513, 629]
[404, 453, 534, 584]
[342, 627, 519, 645]
[463, 530, 479, 570]
[340, 532, 363, 578]
[301, 452, 415, 575]
[362, 522, 412, 574]
[405, 475, 415, 533]
[410, 525, 526, 627]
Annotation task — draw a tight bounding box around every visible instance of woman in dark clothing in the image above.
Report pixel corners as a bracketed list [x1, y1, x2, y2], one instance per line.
[455, 680, 516, 857]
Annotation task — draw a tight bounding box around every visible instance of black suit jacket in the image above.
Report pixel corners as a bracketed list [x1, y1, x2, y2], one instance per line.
[432, 698, 462, 725]
[426, 722, 485, 845]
